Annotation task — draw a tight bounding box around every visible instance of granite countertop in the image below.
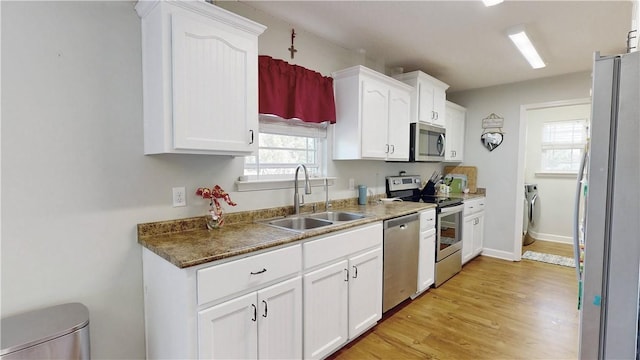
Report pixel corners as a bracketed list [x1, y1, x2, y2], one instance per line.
[138, 201, 436, 269]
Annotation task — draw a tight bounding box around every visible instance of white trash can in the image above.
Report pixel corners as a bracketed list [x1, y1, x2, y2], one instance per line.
[1, 303, 90, 360]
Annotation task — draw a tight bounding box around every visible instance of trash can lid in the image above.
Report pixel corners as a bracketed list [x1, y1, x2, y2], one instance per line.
[1, 302, 89, 356]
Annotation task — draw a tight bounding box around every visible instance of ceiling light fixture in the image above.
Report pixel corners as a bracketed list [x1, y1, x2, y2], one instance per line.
[482, 0, 504, 7]
[507, 25, 546, 69]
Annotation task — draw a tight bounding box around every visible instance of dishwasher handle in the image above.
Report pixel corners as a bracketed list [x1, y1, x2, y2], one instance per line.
[383, 213, 419, 229]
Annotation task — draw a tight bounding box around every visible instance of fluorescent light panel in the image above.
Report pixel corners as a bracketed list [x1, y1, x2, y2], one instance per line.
[507, 29, 546, 69]
[482, 0, 504, 7]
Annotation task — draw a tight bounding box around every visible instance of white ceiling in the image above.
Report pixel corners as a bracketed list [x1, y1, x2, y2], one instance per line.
[242, 0, 633, 92]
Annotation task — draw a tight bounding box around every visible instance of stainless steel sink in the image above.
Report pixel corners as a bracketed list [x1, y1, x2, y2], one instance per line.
[307, 211, 367, 222]
[265, 216, 333, 232]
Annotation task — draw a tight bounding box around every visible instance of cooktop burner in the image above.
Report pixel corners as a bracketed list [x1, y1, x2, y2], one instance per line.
[385, 175, 463, 208]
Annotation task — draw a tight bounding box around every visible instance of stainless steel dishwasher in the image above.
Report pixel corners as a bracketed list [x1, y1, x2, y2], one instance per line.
[382, 212, 420, 313]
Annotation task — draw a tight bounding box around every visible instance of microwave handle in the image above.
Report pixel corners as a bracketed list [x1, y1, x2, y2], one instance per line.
[437, 133, 446, 156]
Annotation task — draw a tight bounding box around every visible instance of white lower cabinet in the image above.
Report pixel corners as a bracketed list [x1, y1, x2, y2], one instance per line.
[198, 276, 302, 359]
[142, 222, 384, 360]
[303, 260, 349, 360]
[415, 209, 436, 296]
[302, 223, 383, 360]
[348, 248, 383, 338]
[462, 197, 486, 265]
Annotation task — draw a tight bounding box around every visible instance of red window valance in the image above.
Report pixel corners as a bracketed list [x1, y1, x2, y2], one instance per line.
[258, 55, 336, 124]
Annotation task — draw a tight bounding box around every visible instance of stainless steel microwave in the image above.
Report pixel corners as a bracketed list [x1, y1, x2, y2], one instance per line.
[410, 123, 446, 162]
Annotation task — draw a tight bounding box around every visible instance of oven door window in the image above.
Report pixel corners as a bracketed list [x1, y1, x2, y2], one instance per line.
[438, 211, 461, 260]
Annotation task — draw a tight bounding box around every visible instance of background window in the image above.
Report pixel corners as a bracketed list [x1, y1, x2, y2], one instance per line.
[540, 119, 588, 172]
[244, 116, 327, 179]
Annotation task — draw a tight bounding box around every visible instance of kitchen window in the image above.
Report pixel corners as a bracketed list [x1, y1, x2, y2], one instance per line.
[540, 119, 588, 173]
[243, 116, 327, 180]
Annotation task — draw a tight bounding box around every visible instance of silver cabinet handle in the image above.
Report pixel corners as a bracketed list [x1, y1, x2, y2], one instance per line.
[352, 265, 358, 279]
[249, 130, 254, 145]
[251, 304, 257, 322]
[344, 268, 349, 282]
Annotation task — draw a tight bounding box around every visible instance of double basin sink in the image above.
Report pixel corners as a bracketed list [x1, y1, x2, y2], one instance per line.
[261, 211, 368, 232]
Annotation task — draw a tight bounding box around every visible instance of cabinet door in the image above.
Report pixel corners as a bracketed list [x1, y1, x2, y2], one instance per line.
[473, 213, 485, 257]
[257, 277, 302, 360]
[303, 260, 349, 360]
[417, 82, 435, 123]
[348, 247, 383, 339]
[431, 86, 447, 128]
[172, 13, 257, 153]
[387, 88, 411, 161]
[417, 228, 436, 292]
[360, 79, 389, 159]
[198, 292, 258, 359]
[462, 216, 475, 265]
[445, 103, 465, 162]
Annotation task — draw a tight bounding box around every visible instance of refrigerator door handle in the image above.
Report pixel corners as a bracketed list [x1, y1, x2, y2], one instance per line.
[573, 142, 589, 281]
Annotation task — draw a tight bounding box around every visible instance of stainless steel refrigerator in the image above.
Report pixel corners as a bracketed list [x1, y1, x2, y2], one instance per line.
[574, 51, 640, 359]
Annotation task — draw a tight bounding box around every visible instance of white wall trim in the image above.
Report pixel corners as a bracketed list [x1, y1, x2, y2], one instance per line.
[480, 249, 519, 261]
[235, 177, 336, 192]
[528, 230, 572, 244]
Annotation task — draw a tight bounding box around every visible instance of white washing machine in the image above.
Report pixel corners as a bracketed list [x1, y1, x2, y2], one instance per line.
[523, 183, 538, 245]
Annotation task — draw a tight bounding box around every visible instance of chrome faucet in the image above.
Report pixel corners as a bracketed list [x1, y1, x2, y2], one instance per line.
[294, 164, 312, 215]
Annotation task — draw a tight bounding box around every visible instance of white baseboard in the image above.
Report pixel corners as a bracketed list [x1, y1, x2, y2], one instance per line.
[480, 248, 518, 261]
[528, 230, 572, 244]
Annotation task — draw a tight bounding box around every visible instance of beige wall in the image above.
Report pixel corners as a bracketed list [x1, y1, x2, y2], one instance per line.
[0, 2, 439, 358]
[449, 72, 592, 260]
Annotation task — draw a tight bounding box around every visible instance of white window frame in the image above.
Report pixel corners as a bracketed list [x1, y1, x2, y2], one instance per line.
[538, 118, 588, 175]
[238, 115, 330, 191]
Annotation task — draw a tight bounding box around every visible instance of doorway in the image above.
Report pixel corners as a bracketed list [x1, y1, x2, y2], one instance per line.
[515, 98, 591, 258]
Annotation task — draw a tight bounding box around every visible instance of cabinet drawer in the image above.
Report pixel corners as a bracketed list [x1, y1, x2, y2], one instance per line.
[422, 228, 436, 237]
[420, 209, 436, 230]
[304, 223, 383, 269]
[464, 197, 486, 215]
[197, 244, 301, 305]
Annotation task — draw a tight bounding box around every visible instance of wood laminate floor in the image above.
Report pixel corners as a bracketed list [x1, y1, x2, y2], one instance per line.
[330, 241, 578, 360]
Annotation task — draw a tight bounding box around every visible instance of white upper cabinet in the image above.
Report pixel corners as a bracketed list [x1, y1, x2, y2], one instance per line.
[444, 101, 466, 162]
[136, 1, 266, 155]
[393, 71, 449, 128]
[332, 66, 413, 161]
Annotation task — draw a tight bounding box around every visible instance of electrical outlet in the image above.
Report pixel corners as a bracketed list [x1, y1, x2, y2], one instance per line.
[172, 187, 186, 207]
[348, 178, 355, 190]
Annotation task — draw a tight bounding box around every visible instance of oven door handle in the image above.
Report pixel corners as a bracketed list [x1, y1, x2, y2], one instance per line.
[439, 204, 464, 214]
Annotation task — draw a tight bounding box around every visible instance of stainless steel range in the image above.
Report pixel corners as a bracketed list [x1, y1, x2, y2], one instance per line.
[386, 175, 463, 287]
